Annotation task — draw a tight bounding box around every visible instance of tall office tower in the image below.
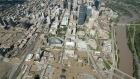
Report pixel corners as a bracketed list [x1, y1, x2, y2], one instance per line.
[0, 5, 3, 11]
[73, 0, 77, 10]
[8, 17, 15, 26]
[68, 2, 71, 11]
[48, 9, 51, 18]
[87, 6, 92, 17]
[61, 0, 64, 9]
[95, 0, 100, 10]
[86, 5, 92, 21]
[0, 17, 4, 26]
[3, 19, 8, 26]
[82, 0, 87, 3]
[72, 10, 77, 20]
[78, 0, 83, 4]
[88, 0, 93, 6]
[55, 16, 59, 22]
[58, 9, 62, 20]
[78, 4, 87, 25]
[46, 16, 51, 25]
[63, 0, 68, 9]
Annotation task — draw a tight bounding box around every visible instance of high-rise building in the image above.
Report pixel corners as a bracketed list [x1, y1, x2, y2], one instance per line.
[63, 0, 68, 9]
[0, 0, 25, 4]
[87, 6, 92, 17]
[68, 1, 71, 11]
[95, 0, 100, 10]
[77, 0, 83, 4]
[73, 0, 77, 10]
[86, 6, 92, 22]
[78, 4, 87, 25]
[72, 11, 77, 20]
[88, 0, 94, 6]
[0, 17, 4, 26]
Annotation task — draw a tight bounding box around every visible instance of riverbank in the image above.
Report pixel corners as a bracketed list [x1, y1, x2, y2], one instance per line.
[105, 0, 140, 78]
[127, 25, 140, 79]
[115, 8, 139, 76]
[116, 24, 133, 76]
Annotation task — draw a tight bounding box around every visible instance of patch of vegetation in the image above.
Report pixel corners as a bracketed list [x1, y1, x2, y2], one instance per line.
[127, 26, 135, 53]
[106, 2, 132, 16]
[76, 27, 84, 31]
[106, 0, 140, 16]
[108, 32, 111, 39]
[103, 60, 111, 70]
[47, 33, 55, 37]
[128, 23, 140, 60]
[134, 25, 140, 60]
[127, 23, 140, 78]
[57, 27, 67, 37]
[133, 59, 138, 78]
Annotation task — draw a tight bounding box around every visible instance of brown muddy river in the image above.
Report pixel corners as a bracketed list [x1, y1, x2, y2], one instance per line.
[116, 25, 133, 76]
[116, 9, 139, 76]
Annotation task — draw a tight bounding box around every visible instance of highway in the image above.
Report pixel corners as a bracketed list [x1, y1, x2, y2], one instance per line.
[84, 32, 104, 79]
[87, 49, 104, 79]
[109, 22, 118, 79]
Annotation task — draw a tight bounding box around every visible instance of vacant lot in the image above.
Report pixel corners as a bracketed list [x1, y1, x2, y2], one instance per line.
[0, 61, 12, 79]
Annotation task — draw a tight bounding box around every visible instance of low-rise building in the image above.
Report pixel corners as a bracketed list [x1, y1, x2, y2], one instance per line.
[88, 39, 97, 50]
[63, 49, 75, 59]
[77, 40, 87, 51]
[48, 37, 63, 47]
[65, 41, 75, 49]
[102, 40, 111, 54]
[25, 54, 33, 61]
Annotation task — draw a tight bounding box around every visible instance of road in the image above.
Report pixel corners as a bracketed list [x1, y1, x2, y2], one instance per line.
[87, 49, 104, 79]
[9, 33, 40, 79]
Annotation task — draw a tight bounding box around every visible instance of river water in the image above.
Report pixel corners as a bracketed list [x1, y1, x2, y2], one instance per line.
[116, 9, 139, 76]
[116, 24, 133, 76]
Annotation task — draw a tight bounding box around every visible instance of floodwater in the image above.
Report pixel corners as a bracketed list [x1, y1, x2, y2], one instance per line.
[116, 9, 139, 76]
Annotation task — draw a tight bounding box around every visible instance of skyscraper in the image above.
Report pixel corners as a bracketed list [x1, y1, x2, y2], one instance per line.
[95, 0, 100, 10]
[78, 4, 87, 25]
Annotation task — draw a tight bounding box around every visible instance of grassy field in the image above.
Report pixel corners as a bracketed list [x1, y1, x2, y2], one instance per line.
[134, 25, 140, 60]
[127, 24, 140, 58]
[127, 24, 140, 59]
[127, 25, 139, 78]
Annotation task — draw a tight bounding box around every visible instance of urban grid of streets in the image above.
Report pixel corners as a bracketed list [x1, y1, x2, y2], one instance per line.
[0, 0, 137, 79]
